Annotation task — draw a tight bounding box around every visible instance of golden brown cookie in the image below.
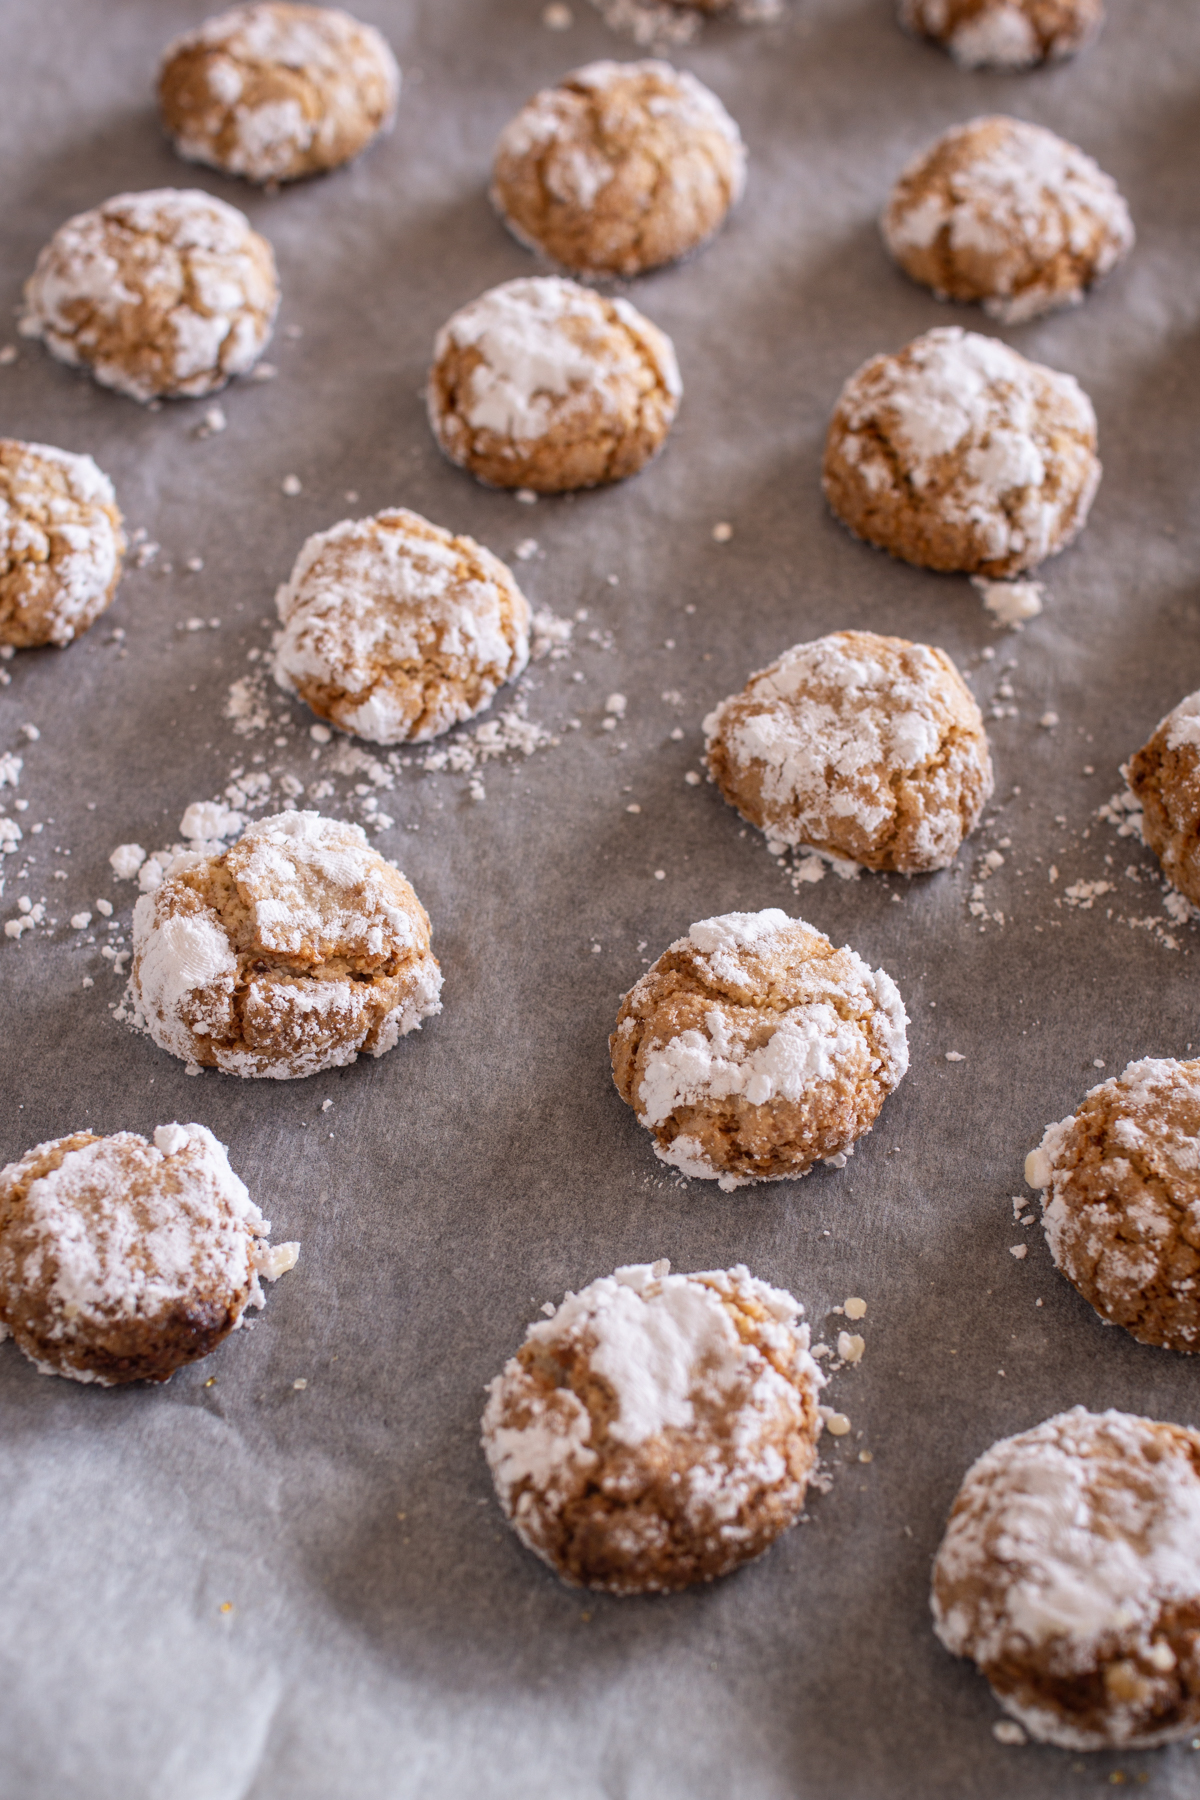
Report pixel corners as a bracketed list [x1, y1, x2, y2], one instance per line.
[271, 507, 530, 744]
[20, 189, 278, 403]
[427, 276, 681, 493]
[158, 3, 399, 184]
[610, 909, 908, 1188]
[0, 1123, 297, 1385]
[0, 440, 125, 648]
[482, 1259, 825, 1593]
[491, 59, 745, 277]
[704, 630, 993, 873]
[932, 1408, 1200, 1749]
[130, 810, 442, 1079]
[1126, 693, 1200, 908]
[822, 326, 1100, 578]
[899, 0, 1103, 68]
[884, 117, 1133, 324]
[1025, 1059, 1200, 1353]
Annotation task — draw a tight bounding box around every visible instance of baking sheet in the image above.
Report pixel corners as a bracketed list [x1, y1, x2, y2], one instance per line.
[3, 1, 1200, 1794]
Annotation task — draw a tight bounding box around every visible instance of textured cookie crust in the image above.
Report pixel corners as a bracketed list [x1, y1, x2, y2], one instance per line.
[159, 2, 399, 184]
[20, 189, 279, 403]
[610, 909, 909, 1188]
[427, 276, 681, 493]
[932, 1408, 1200, 1750]
[1127, 692, 1200, 908]
[899, 0, 1103, 68]
[272, 507, 531, 744]
[0, 440, 126, 648]
[704, 630, 993, 873]
[1025, 1059, 1200, 1353]
[822, 326, 1100, 578]
[884, 117, 1133, 325]
[130, 810, 442, 1079]
[491, 60, 745, 278]
[482, 1260, 825, 1594]
[0, 1124, 297, 1385]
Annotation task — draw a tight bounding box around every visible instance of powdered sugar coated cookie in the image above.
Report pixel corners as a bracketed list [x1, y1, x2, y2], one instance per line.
[704, 630, 993, 873]
[20, 189, 278, 402]
[158, 2, 399, 184]
[1126, 692, 1200, 909]
[130, 810, 441, 1079]
[0, 439, 125, 648]
[482, 1259, 824, 1593]
[822, 326, 1100, 578]
[491, 60, 745, 277]
[884, 117, 1133, 324]
[272, 507, 530, 744]
[0, 1124, 297, 1385]
[899, 0, 1103, 68]
[610, 909, 909, 1188]
[427, 276, 681, 493]
[932, 1408, 1200, 1749]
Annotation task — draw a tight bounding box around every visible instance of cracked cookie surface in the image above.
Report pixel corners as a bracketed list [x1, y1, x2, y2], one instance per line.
[130, 809, 442, 1079]
[933, 1408, 1200, 1749]
[610, 909, 909, 1188]
[483, 1259, 824, 1594]
[491, 59, 745, 277]
[272, 507, 530, 745]
[0, 439, 125, 648]
[704, 630, 993, 873]
[20, 189, 278, 402]
[1026, 1058, 1200, 1353]
[0, 1123, 297, 1385]
[899, 0, 1103, 67]
[427, 276, 681, 493]
[159, 2, 399, 183]
[884, 116, 1132, 325]
[822, 326, 1100, 578]
[1126, 692, 1200, 909]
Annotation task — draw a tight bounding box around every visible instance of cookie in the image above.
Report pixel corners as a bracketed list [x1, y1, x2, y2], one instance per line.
[883, 117, 1133, 325]
[130, 810, 442, 1079]
[158, 3, 399, 184]
[20, 189, 279, 403]
[704, 630, 993, 874]
[271, 507, 531, 745]
[1025, 1059, 1200, 1353]
[491, 60, 745, 278]
[610, 909, 909, 1188]
[932, 1408, 1200, 1749]
[822, 326, 1100, 578]
[0, 440, 125, 649]
[0, 1123, 297, 1386]
[1126, 692, 1200, 908]
[427, 276, 681, 494]
[899, 0, 1103, 68]
[482, 1259, 825, 1594]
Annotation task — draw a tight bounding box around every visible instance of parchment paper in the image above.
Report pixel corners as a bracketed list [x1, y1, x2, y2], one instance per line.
[3, 2, 1200, 1795]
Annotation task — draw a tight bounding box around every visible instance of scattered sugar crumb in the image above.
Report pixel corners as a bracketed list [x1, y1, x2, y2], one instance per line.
[843, 1297, 866, 1320]
[992, 1721, 1027, 1746]
[945, 1051, 965, 1063]
[282, 474, 302, 496]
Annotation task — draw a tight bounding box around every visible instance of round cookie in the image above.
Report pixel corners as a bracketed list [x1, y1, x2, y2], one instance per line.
[610, 909, 909, 1188]
[0, 440, 125, 649]
[20, 189, 279, 403]
[1126, 691, 1200, 908]
[1025, 1059, 1200, 1353]
[704, 630, 993, 874]
[932, 1407, 1200, 1749]
[427, 276, 681, 494]
[482, 1259, 825, 1594]
[0, 1123, 297, 1385]
[158, 3, 399, 185]
[883, 117, 1133, 325]
[130, 810, 442, 1079]
[899, 0, 1104, 68]
[822, 326, 1100, 578]
[271, 507, 531, 745]
[490, 60, 745, 278]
